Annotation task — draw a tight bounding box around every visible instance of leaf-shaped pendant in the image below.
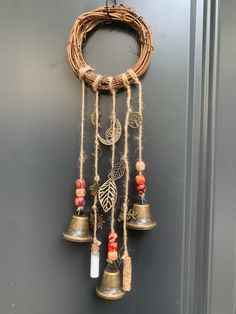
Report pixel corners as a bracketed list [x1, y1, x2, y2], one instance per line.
[109, 160, 126, 181]
[98, 179, 117, 213]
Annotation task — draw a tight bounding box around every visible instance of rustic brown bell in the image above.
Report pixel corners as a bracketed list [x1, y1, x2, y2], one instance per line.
[96, 265, 126, 300]
[62, 215, 92, 243]
[127, 203, 157, 230]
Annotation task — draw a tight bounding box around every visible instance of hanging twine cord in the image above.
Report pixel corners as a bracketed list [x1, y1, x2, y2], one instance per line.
[127, 69, 143, 163]
[77, 66, 93, 179]
[121, 73, 131, 255]
[91, 74, 102, 242]
[67, 4, 153, 91]
[108, 76, 117, 234]
[121, 73, 132, 292]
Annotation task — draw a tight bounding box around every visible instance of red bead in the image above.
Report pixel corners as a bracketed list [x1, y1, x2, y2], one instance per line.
[138, 189, 146, 195]
[108, 242, 118, 251]
[137, 184, 146, 191]
[75, 179, 86, 188]
[76, 188, 86, 197]
[108, 232, 118, 242]
[135, 175, 145, 185]
[75, 197, 85, 207]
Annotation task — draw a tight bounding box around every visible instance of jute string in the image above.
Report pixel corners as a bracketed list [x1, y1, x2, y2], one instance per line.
[108, 76, 117, 234]
[127, 69, 143, 165]
[78, 66, 93, 180]
[91, 74, 102, 243]
[121, 73, 132, 292]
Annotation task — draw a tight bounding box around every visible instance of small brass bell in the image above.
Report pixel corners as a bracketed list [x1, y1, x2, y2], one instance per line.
[96, 265, 125, 300]
[62, 215, 92, 242]
[127, 203, 157, 230]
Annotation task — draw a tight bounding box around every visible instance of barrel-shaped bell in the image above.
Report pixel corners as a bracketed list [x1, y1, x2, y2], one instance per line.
[62, 215, 92, 242]
[127, 203, 157, 230]
[96, 266, 125, 300]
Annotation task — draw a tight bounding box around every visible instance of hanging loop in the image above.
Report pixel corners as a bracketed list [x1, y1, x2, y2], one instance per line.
[106, 0, 117, 23]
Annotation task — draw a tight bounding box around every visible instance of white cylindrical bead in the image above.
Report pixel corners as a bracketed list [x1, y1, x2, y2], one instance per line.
[90, 251, 100, 278]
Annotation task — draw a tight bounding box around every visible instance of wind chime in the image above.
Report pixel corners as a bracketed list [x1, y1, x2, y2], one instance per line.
[62, 1, 157, 300]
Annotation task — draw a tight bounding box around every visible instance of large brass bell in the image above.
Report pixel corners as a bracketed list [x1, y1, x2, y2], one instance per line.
[62, 215, 92, 242]
[96, 265, 125, 300]
[127, 203, 157, 230]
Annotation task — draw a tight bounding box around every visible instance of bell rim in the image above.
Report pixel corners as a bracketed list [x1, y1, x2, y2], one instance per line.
[127, 221, 157, 230]
[62, 232, 92, 242]
[96, 287, 126, 300]
[132, 202, 151, 209]
[71, 214, 89, 220]
[103, 269, 121, 276]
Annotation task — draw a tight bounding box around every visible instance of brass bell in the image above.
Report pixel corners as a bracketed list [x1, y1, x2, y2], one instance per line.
[127, 203, 157, 230]
[62, 215, 92, 243]
[96, 265, 126, 300]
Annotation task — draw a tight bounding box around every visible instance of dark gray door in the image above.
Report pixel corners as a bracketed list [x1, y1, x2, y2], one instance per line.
[0, 0, 235, 314]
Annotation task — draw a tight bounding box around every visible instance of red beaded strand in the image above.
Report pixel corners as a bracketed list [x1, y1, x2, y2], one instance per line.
[135, 161, 147, 199]
[107, 232, 118, 262]
[75, 179, 86, 212]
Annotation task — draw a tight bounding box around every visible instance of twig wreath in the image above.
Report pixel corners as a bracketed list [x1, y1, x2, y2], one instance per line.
[67, 4, 153, 91]
[62, 2, 157, 301]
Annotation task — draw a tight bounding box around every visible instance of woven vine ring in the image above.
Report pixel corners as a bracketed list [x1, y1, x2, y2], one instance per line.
[67, 4, 153, 91]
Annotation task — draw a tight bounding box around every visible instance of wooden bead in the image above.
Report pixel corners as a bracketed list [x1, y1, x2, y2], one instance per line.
[135, 175, 146, 185]
[108, 251, 118, 261]
[75, 197, 85, 207]
[75, 179, 86, 188]
[76, 188, 86, 197]
[136, 161, 146, 172]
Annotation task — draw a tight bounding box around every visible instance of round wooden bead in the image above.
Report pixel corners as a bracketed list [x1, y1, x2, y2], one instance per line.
[76, 188, 86, 197]
[135, 175, 146, 185]
[108, 251, 118, 261]
[75, 197, 85, 207]
[75, 179, 86, 188]
[136, 161, 146, 172]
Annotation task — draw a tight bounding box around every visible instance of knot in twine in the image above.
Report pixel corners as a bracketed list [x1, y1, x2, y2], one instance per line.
[79, 65, 94, 80]
[127, 69, 139, 84]
[92, 74, 102, 91]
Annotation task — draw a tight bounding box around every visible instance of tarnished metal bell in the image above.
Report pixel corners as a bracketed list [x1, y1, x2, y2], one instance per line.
[127, 203, 157, 230]
[96, 266, 125, 300]
[62, 215, 92, 242]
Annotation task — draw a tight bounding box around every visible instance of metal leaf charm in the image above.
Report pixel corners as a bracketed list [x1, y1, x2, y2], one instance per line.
[98, 118, 122, 146]
[98, 179, 117, 213]
[128, 111, 143, 128]
[109, 160, 126, 181]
